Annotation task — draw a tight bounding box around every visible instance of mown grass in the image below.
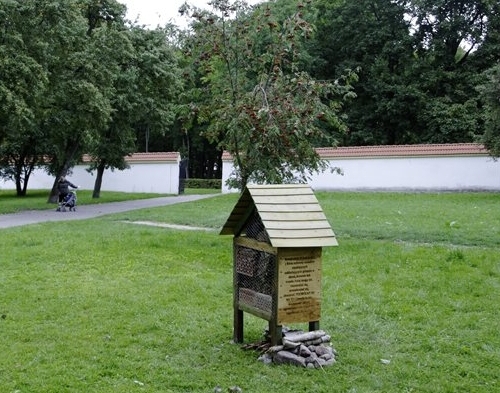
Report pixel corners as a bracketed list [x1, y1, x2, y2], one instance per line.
[1, 192, 499, 392]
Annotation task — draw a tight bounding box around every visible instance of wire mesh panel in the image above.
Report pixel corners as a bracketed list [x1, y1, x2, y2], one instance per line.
[236, 246, 276, 316]
[245, 211, 270, 243]
[235, 211, 276, 317]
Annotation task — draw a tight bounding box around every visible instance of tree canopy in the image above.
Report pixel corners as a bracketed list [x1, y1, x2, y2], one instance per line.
[1, 0, 500, 197]
[180, 0, 356, 189]
[310, 0, 500, 146]
[478, 64, 500, 158]
[0, 0, 182, 197]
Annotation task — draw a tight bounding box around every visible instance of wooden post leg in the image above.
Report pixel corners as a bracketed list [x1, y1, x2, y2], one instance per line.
[309, 321, 320, 332]
[269, 320, 283, 346]
[234, 308, 244, 343]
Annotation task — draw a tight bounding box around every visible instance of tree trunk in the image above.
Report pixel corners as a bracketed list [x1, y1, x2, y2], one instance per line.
[14, 162, 25, 196]
[92, 161, 106, 198]
[13, 159, 34, 197]
[48, 166, 71, 203]
[47, 141, 82, 203]
[48, 178, 61, 203]
[15, 177, 24, 196]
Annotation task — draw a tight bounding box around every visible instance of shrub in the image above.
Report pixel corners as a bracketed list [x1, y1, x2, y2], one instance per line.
[184, 178, 221, 189]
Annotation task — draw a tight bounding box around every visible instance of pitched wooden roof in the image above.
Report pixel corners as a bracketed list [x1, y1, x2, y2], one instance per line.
[220, 184, 338, 248]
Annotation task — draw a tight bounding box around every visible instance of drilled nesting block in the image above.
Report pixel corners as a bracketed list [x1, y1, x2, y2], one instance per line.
[239, 288, 272, 315]
[235, 246, 258, 276]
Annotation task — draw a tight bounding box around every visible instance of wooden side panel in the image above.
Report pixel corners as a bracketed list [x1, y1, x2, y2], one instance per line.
[277, 248, 322, 324]
[263, 220, 332, 230]
[234, 236, 277, 255]
[252, 194, 319, 205]
[257, 204, 323, 213]
[259, 211, 328, 221]
[248, 184, 312, 196]
[267, 228, 336, 239]
[272, 237, 338, 248]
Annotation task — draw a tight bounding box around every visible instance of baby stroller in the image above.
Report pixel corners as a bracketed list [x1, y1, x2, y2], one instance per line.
[57, 191, 77, 212]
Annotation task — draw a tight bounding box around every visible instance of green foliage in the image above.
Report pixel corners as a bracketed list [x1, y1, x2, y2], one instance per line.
[1, 192, 499, 392]
[0, 0, 182, 199]
[478, 64, 500, 158]
[43, 0, 133, 200]
[129, 25, 183, 153]
[182, 0, 356, 190]
[312, 0, 418, 144]
[84, 24, 182, 197]
[3, 0, 500, 195]
[0, 0, 116, 199]
[183, 178, 222, 189]
[310, 0, 500, 145]
[0, 0, 73, 195]
[409, 0, 493, 62]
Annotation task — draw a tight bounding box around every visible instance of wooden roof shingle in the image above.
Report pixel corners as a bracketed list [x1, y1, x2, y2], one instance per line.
[220, 184, 338, 248]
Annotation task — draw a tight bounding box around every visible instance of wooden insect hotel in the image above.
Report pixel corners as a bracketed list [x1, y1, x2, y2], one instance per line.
[220, 184, 338, 346]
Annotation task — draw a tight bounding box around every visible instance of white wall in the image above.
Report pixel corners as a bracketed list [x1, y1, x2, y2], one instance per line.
[4, 145, 498, 194]
[308, 156, 500, 191]
[0, 153, 181, 194]
[221, 147, 500, 193]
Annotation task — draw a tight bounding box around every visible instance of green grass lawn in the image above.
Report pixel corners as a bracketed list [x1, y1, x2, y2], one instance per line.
[1, 191, 499, 392]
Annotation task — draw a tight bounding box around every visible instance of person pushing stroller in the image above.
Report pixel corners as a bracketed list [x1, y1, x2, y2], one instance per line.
[56, 176, 78, 212]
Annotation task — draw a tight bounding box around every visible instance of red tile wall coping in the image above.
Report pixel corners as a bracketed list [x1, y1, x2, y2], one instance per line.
[222, 143, 487, 160]
[81, 152, 180, 163]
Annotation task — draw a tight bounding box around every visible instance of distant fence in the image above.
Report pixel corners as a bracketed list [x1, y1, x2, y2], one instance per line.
[0, 152, 181, 194]
[221, 143, 500, 193]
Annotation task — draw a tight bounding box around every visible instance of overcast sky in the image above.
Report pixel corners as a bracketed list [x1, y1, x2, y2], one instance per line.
[119, 0, 263, 28]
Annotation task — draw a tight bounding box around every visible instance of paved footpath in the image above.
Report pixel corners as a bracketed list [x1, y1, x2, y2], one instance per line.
[0, 194, 218, 229]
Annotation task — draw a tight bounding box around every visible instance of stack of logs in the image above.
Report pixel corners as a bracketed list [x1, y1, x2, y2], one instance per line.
[258, 330, 337, 369]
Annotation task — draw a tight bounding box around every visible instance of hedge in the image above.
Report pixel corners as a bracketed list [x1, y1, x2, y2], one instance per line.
[183, 178, 221, 189]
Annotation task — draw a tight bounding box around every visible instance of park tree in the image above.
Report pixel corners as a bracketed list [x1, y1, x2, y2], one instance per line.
[181, 0, 356, 190]
[1, 0, 182, 198]
[175, 29, 221, 179]
[311, 0, 428, 145]
[310, 0, 500, 146]
[130, 25, 183, 154]
[0, 0, 46, 195]
[408, 0, 494, 64]
[478, 64, 500, 158]
[405, 0, 499, 144]
[87, 24, 182, 198]
[0, 0, 87, 196]
[0, 0, 128, 201]
[44, 0, 127, 202]
[84, 23, 136, 199]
